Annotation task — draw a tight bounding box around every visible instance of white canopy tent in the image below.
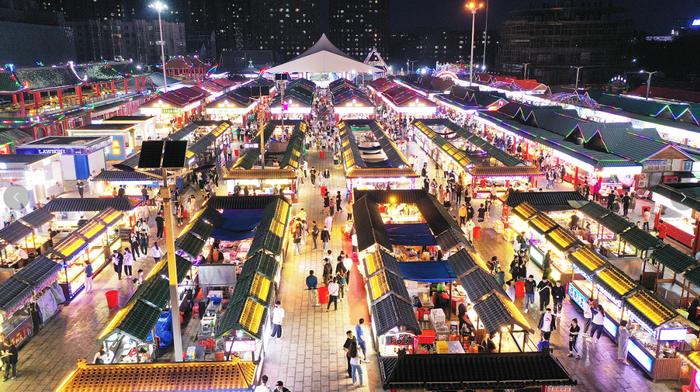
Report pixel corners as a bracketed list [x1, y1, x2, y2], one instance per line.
[265, 34, 381, 75]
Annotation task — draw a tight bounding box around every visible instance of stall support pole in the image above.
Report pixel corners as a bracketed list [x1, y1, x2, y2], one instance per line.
[161, 170, 184, 362]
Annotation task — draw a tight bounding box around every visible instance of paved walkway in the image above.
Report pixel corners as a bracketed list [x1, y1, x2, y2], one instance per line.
[260, 147, 381, 391]
[4, 187, 205, 391]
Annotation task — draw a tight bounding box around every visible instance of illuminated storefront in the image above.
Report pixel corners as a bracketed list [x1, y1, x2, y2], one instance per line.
[17, 136, 110, 180]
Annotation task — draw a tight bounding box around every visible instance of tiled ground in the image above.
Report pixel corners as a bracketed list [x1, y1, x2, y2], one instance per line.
[260, 148, 381, 391]
[5, 188, 206, 391]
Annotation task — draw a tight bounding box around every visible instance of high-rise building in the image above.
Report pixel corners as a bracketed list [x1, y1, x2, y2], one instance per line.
[329, 0, 389, 60]
[70, 18, 186, 64]
[247, 0, 320, 60]
[496, 0, 633, 85]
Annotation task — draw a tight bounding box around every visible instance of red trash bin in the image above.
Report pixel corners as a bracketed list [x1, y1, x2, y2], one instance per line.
[515, 280, 525, 299]
[318, 286, 329, 305]
[319, 150, 325, 159]
[473, 226, 481, 240]
[105, 290, 119, 309]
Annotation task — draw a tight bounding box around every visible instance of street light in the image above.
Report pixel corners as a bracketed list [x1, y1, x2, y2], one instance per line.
[465, 1, 485, 84]
[639, 70, 658, 99]
[481, 0, 489, 69]
[115, 146, 214, 364]
[571, 66, 585, 90]
[149, 1, 169, 92]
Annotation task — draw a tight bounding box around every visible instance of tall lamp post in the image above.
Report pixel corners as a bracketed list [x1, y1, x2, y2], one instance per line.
[150, 1, 169, 92]
[639, 70, 658, 99]
[115, 143, 214, 364]
[466, 1, 485, 84]
[481, 0, 489, 69]
[572, 66, 585, 90]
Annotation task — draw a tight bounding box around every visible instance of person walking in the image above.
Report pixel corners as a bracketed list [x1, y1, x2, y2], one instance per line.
[327, 277, 339, 311]
[524, 275, 536, 312]
[336, 271, 346, 301]
[590, 305, 606, 342]
[582, 298, 593, 335]
[274, 381, 290, 392]
[123, 248, 134, 278]
[155, 213, 165, 239]
[311, 221, 319, 250]
[350, 348, 364, 386]
[343, 331, 357, 378]
[138, 226, 149, 256]
[2, 340, 18, 381]
[85, 260, 93, 292]
[293, 225, 303, 255]
[270, 301, 284, 339]
[306, 270, 319, 306]
[322, 258, 333, 285]
[552, 281, 565, 316]
[112, 250, 123, 280]
[77, 180, 85, 198]
[253, 375, 271, 392]
[538, 307, 556, 340]
[151, 242, 163, 263]
[537, 277, 552, 312]
[621, 192, 631, 217]
[320, 226, 331, 251]
[617, 320, 633, 364]
[355, 318, 367, 359]
[130, 232, 140, 258]
[568, 318, 581, 359]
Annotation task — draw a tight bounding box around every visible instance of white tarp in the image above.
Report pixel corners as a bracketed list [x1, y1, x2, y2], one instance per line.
[266, 34, 381, 75]
[197, 264, 237, 287]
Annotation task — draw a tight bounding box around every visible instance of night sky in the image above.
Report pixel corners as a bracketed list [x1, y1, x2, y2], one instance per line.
[321, 0, 700, 35]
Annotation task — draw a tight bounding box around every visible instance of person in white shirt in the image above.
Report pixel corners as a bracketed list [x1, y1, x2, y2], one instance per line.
[343, 255, 353, 284]
[253, 375, 271, 392]
[123, 248, 134, 278]
[151, 242, 163, 263]
[270, 301, 285, 338]
[327, 277, 340, 311]
[324, 215, 333, 232]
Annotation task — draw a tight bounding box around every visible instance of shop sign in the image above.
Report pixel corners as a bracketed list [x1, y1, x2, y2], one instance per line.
[7, 318, 34, 347]
[18, 147, 88, 155]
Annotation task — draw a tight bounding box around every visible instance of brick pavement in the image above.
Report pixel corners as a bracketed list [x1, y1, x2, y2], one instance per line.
[473, 225, 680, 392]
[260, 148, 381, 391]
[4, 187, 205, 391]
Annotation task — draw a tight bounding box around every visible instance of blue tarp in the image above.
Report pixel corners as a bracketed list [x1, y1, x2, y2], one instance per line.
[385, 223, 437, 246]
[210, 209, 266, 242]
[397, 261, 457, 283]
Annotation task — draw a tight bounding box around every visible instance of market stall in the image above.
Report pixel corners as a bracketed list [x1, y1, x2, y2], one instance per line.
[100, 115, 158, 145]
[330, 79, 375, 120]
[652, 183, 700, 254]
[224, 120, 305, 201]
[98, 254, 193, 364]
[339, 120, 418, 191]
[66, 123, 141, 161]
[139, 86, 209, 129]
[16, 136, 110, 180]
[205, 91, 258, 124]
[49, 208, 125, 300]
[0, 255, 63, 349]
[0, 154, 63, 209]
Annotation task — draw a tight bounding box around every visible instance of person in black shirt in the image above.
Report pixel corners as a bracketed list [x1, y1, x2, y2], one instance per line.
[477, 204, 486, 222]
[621, 192, 632, 217]
[155, 213, 165, 239]
[343, 331, 357, 378]
[552, 281, 566, 316]
[606, 191, 616, 210]
[537, 278, 552, 312]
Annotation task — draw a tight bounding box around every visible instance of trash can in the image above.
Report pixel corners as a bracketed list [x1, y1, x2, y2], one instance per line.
[515, 280, 525, 299]
[105, 290, 119, 309]
[319, 150, 325, 159]
[472, 226, 481, 240]
[318, 286, 329, 305]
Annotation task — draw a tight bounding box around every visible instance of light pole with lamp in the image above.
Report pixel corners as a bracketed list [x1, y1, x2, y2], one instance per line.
[639, 70, 658, 99]
[572, 66, 585, 90]
[466, 1, 485, 84]
[149, 1, 169, 92]
[115, 141, 214, 363]
[481, 0, 488, 69]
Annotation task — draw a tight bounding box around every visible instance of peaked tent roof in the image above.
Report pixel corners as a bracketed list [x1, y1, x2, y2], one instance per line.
[266, 34, 381, 74]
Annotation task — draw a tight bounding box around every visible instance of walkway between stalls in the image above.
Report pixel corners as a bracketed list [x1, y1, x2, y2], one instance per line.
[9, 184, 206, 392]
[260, 146, 380, 391]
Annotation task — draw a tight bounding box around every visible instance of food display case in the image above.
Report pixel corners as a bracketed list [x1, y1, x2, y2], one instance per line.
[624, 289, 692, 380]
